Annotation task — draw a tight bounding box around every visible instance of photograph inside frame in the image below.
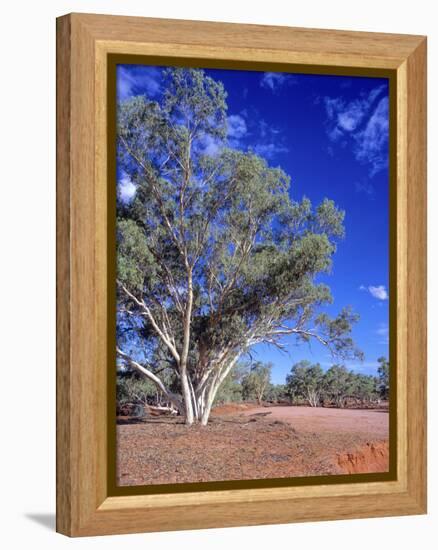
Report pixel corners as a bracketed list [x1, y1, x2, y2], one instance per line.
[113, 62, 391, 488]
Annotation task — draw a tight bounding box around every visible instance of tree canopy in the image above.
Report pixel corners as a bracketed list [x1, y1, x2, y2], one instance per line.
[241, 361, 272, 404]
[286, 360, 325, 407]
[285, 360, 386, 408]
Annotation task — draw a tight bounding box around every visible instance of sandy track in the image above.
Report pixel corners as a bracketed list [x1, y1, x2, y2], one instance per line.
[241, 406, 389, 438]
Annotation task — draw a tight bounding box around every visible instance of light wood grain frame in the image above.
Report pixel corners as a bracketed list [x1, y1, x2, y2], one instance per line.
[56, 13, 427, 536]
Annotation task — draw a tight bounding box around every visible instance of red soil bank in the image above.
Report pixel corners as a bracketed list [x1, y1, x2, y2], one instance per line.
[337, 441, 389, 474]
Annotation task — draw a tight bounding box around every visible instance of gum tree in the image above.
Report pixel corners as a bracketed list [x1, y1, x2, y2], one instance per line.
[241, 362, 272, 405]
[286, 360, 325, 407]
[323, 364, 356, 408]
[116, 67, 362, 425]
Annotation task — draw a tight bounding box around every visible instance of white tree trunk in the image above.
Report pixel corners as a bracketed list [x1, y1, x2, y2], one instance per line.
[307, 389, 320, 407]
[200, 382, 220, 426]
[180, 371, 195, 425]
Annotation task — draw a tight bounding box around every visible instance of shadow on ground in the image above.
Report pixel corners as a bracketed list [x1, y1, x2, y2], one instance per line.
[117, 417, 187, 426]
[25, 513, 56, 531]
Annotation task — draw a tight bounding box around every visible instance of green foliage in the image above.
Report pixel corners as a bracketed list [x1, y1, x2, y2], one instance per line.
[323, 364, 356, 408]
[286, 360, 324, 407]
[265, 383, 289, 403]
[116, 363, 180, 410]
[213, 364, 244, 404]
[377, 356, 390, 400]
[214, 363, 288, 405]
[286, 360, 383, 408]
[116, 373, 157, 407]
[350, 372, 379, 405]
[314, 307, 364, 360]
[117, 219, 158, 292]
[241, 361, 272, 404]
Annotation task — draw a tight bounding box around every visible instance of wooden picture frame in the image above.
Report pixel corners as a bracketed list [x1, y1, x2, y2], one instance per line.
[56, 13, 427, 536]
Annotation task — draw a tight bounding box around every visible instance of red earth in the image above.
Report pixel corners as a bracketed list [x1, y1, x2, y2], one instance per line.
[116, 405, 389, 486]
[240, 405, 389, 437]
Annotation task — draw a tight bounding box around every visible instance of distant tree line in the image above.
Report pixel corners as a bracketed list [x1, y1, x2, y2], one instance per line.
[286, 357, 389, 408]
[117, 356, 389, 414]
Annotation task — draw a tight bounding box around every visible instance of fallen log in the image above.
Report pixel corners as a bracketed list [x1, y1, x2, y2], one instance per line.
[145, 405, 178, 416]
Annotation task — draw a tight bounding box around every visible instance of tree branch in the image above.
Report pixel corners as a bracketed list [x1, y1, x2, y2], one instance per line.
[119, 283, 181, 364]
[116, 347, 182, 410]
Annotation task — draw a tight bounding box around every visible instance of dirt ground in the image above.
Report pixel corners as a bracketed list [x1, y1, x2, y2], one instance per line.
[116, 405, 389, 486]
[241, 405, 389, 437]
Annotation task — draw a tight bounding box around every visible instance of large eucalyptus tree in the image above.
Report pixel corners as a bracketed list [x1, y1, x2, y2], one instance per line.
[116, 67, 362, 425]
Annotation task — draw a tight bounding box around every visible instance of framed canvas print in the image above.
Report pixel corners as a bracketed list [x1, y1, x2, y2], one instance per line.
[56, 13, 427, 536]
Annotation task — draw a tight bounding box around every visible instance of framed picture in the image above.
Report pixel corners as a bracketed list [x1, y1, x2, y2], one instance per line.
[56, 13, 427, 536]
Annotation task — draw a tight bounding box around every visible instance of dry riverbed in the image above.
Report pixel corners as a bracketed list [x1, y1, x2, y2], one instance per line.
[116, 405, 389, 486]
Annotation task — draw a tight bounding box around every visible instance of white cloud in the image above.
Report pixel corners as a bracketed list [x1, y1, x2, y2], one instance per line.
[250, 117, 289, 159]
[117, 66, 161, 100]
[225, 111, 289, 161]
[354, 180, 374, 196]
[118, 173, 136, 203]
[359, 284, 389, 300]
[328, 126, 344, 142]
[252, 142, 289, 159]
[354, 97, 389, 176]
[117, 71, 134, 100]
[227, 115, 247, 139]
[324, 85, 386, 137]
[376, 323, 389, 345]
[198, 133, 222, 157]
[369, 285, 388, 300]
[376, 324, 389, 336]
[260, 72, 295, 92]
[338, 103, 367, 131]
[322, 85, 388, 176]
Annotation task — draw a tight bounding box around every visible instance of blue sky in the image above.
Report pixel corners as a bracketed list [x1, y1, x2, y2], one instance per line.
[116, 64, 390, 384]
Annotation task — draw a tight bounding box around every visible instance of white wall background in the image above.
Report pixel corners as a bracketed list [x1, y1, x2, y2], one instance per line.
[0, 0, 435, 547]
